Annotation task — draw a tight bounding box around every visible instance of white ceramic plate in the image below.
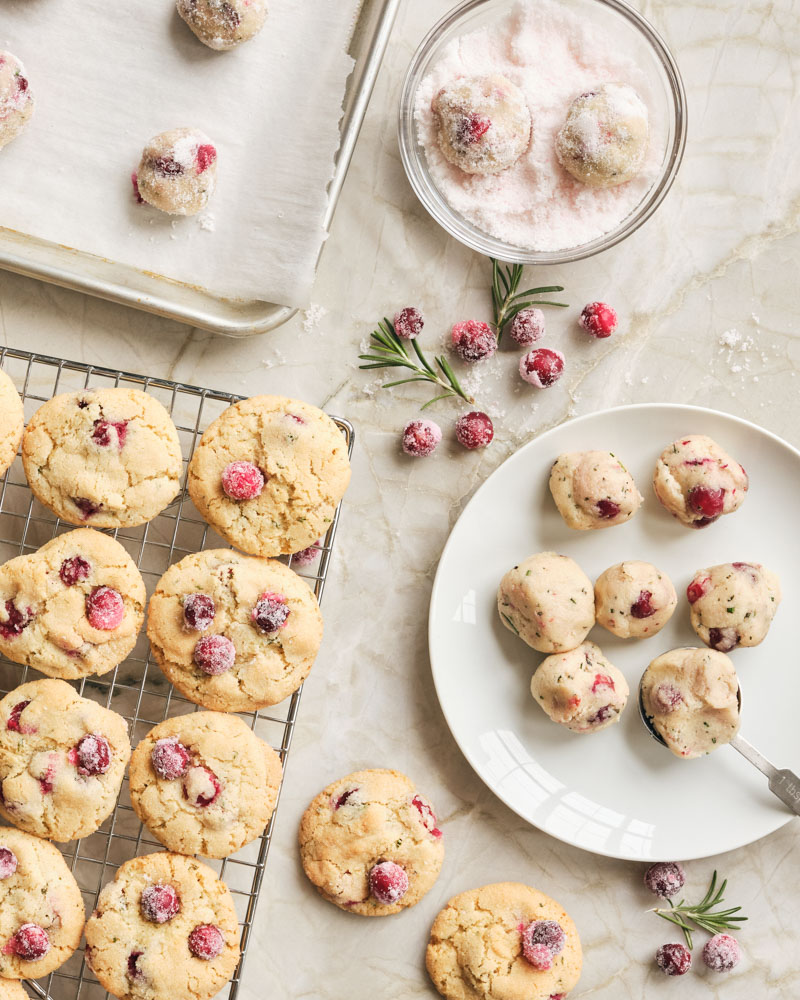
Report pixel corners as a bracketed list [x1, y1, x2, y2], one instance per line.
[429, 404, 800, 860]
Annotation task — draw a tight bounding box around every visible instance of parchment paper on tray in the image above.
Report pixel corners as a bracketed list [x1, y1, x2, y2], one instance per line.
[0, 0, 361, 308]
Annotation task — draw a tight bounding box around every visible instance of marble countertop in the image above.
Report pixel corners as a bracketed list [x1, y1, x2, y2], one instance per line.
[2, 0, 799, 996]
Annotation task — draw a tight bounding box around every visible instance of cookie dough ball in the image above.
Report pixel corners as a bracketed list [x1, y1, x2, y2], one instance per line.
[498, 551, 594, 653]
[0, 52, 34, 151]
[426, 882, 582, 1000]
[595, 561, 677, 639]
[431, 74, 531, 176]
[549, 450, 642, 529]
[556, 82, 648, 188]
[0, 368, 23, 477]
[134, 128, 218, 216]
[688, 561, 781, 653]
[641, 647, 740, 758]
[531, 641, 629, 733]
[653, 434, 748, 528]
[177, 0, 267, 51]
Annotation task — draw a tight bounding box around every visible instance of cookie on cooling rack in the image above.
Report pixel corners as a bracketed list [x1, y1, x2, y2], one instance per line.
[22, 387, 183, 528]
[0, 367, 24, 478]
[129, 711, 282, 858]
[147, 548, 323, 712]
[0, 828, 85, 980]
[0, 528, 146, 680]
[186, 395, 350, 557]
[299, 768, 445, 916]
[0, 980, 29, 1000]
[0, 678, 131, 842]
[84, 852, 240, 1000]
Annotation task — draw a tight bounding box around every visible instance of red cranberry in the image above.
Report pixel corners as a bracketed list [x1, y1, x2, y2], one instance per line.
[6, 700, 31, 732]
[72, 497, 103, 519]
[59, 556, 91, 587]
[183, 593, 216, 632]
[332, 787, 360, 810]
[653, 684, 683, 714]
[687, 576, 710, 604]
[252, 592, 290, 634]
[687, 485, 725, 522]
[38, 755, 57, 795]
[183, 765, 221, 808]
[140, 884, 181, 924]
[86, 587, 124, 630]
[631, 590, 655, 619]
[131, 172, 144, 204]
[522, 942, 552, 970]
[588, 705, 616, 725]
[10, 923, 50, 961]
[291, 542, 321, 567]
[708, 626, 739, 652]
[127, 951, 144, 980]
[188, 924, 224, 961]
[153, 156, 183, 176]
[655, 942, 692, 976]
[703, 933, 741, 973]
[509, 308, 545, 346]
[0, 600, 33, 639]
[451, 321, 497, 363]
[196, 144, 217, 174]
[221, 461, 265, 501]
[220, 1, 241, 28]
[455, 411, 493, 450]
[521, 920, 566, 958]
[519, 348, 565, 387]
[456, 113, 491, 145]
[580, 301, 618, 338]
[0, 846, 18, 879]
[91, 419, 128, 449]
[591, 673, 615, 693]
[16, 76, 28, 94]
[75, 734, 111, 776]
[402, 419, 441, 458]
[411, 794, 442, 838]
[194, 635, 235, 675]
[393, 307, 424, 340]
[644, 861, 685, 898]
[151, 738, 190, 780]
[596, 499, 620, 519]
[368, 862, 409, 905]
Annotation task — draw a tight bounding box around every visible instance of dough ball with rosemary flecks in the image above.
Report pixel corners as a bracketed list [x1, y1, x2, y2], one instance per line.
[177, 0, 268, 51]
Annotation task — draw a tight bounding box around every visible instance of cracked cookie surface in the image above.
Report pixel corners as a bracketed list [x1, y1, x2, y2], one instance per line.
[0, 679, 131, 842]
[0, 368, 24, 478]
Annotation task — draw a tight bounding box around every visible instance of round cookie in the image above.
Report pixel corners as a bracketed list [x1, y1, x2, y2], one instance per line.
[0, 981, 28, 1000]
[299, 768, 444, 916]
[134, 128, 218, 216]
[22, 388, 183, 529]
[0, 828, 85, 979]
[531, 641, 629, 733]
[129, 711, 282, 858]
[687, 561, 781, 653]
[187, 395, 351, 558]
[84, 852, 240, 1000]
[426, 882, 582, 1000]
[594, 561, 677, 639]
[0, 52, 34, 151]
[0, 368, 23, 477]
[0, 678, 131, 842]
[653, 434, 749, 528]
[549, 450, 642, 530]
[0, 528, 146, 679]
[176, 0, 268, 51]
[498, 552, 595, 653]
[147, 549, 323, 712]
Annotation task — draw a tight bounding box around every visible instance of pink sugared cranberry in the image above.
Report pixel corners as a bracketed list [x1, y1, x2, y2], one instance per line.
[91, 419, 128, 449]
[127, 951, 144, 980]
[188, 924, 224, 961]
[703, 933, 741, 973]
[75, 734, 111, 776]
[183, 766, 221, 808]
[140, 884, 181, 924]
[368, 862, 409, 905]
[10, 923, 50, 961]
[291, 542, 321, 567]
[0, 600, 33, 639]
[193, 635, 235, 675]
[596, 499, 620, 519]
[519, 347, 565, 387]
[580, 302, 617, 338]
[393, 307, 424, 340]
[687, 576, 711, 604]
[455, 411, 493, 450]
[451, 321, 497, 363]
[456, 113, 491, 145]
[655, 942, 692, 976]
[196, 144, 217, 174]
[0, 846, 18, 879]
[131, 172, 144, 204]
[59, 556, 91, 587]
[252, 592, 290, 634]
[509, 308, 545, 346]
[644, 861, 685, 898]
[86, 587, 124, 631]
[522, 942, 552, 971]
[591, 673, 615, 693]
[6, 700, 31, 733]
[653, 684, 683, 714]
[411, 794, 442, 838]
[687, 485, 725, 523]
[521, 920, 566, 960]
[72, 497, 103, 519]
[708, 626, 739, 653]
[221, 461, 265, 501]
[154, 156, 183, 176]
[183, 593, 216, 632]
[402, 419, 442, 458]
[151, 738, 190, 780]
[631, 590, 655, 619]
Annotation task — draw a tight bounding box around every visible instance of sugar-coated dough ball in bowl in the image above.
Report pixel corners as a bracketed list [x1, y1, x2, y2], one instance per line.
[653, 434, 749, 528]
[0, 52, 34, 151]
[556, 82, 648, 188]
[177, 0, 268, 50]
[549, 450, 642, 530]
[498, 551, 594, 653]
[134, 128, 218, 216]
[688, 561, 781, 652]
[531, 641, 629, 733]
[431, 74, 531, 176]
[595, 561, 677, 639]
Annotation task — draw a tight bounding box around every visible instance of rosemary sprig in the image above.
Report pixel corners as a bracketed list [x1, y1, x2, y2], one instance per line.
[490, 258, 568, 343]
[358, 318, 474, 410]
[651, 870, 748, 950]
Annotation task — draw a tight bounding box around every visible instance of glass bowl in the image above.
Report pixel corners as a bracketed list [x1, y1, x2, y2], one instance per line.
[398, 0, 687, 264]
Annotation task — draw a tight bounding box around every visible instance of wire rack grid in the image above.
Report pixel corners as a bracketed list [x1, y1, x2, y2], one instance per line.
[0, 347, 353, 1000]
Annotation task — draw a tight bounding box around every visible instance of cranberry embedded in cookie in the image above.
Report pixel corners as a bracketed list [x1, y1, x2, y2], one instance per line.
[188, 924, 225, 961]
[194, 634, 236, 675]
[91, 419, 128, 449]
[140, 883, 181, 924]
[183, 593, 216, 631]
[183, 765, 222, 808]
[594, 561, 677, 639]
[369, 862, 409, 905]
[74, 733, 112, 775]
[0, 846, 18, 879]
[151, 737, 191, 780]
[176, 0, 268, 51]
[688, 562, 781, 652]
[653, 435, 748, 529]
[60, 555, 91, 586]
[550, 451, 642, 531]
[251, 591, 290, 633]
[135, 128, 219, 216]
[6, 699, 32, 732]
[86, 586, 125, 630]
[0, 52, 35, 152]
[531, 642, 629, 734]
[221, 460, 265, 501]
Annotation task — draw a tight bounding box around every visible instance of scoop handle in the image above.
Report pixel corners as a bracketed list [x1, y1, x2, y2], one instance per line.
[730, 734, 800, 815]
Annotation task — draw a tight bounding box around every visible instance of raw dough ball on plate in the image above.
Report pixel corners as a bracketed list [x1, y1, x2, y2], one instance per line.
[134, 128, 218, 216]
[0, 52, 34, 151]
[595, 561, 677, 639]
[653, 434, 749, 528]
[549, 450, 642, 529]
[530, 641, 629, 733]
[688, 561, 781, 652]
[177, 0, 268, 51]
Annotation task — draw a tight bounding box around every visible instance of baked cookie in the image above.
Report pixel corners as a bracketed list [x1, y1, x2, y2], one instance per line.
[0, 52, 34, 152]
[129, 711, 282, 858]
[594, 561, 677, 639]
[0, 980, 28, 1000]
[688, 561, 781, 652]
[426, 882, 582, 1000]
[133, 128, 218, 216]
[531, 641, 629, 733]
[0, 827, 85, 979]
[176, 0, 268, 51]
[187, 395, 350, 558]
[0, 679, 131, 842]
[0, 528, 146, 679]
[84, 852, 240, 1000]
[299, 768, 444, 916]
[498, 552, 595, 653]
[22, 388, 183, 529]
[549, 450, 642, 530]
[147, 549, 323, 711]
[0, 368, 24, 478]
[653, 435, 748, 528]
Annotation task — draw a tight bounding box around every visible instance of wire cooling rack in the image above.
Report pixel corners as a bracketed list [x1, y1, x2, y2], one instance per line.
[0, 347, 353, 1000]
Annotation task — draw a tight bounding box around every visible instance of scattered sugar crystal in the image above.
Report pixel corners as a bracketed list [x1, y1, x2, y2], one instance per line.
[302, 304, 327, 333]
[199, 214, 216, 232]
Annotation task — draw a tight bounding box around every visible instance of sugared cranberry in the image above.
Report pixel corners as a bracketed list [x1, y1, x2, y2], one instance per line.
[86, 587, 124, 630]
[653, 684, 683, 714]
[402, 419, 442, 458]
[91, 419, 128, 449]
[183, 766, 221, 808]
[519, 347, 565, 387]
[127, 951, 144, 980]
[194, 635, 235, 675]
[523, 942, 552, 970]
[655, 942, 692, 976]
[196, 144, 217, 174]
[451, 321, 497, 363]
[6, 700, 31, 732]
[703, 933, 741, 973]
[580, 301, 618, 338]
[591, 673, 615, 693]
[291, 542, 321, 567]
[0, 846, 18, 879]
[687, 576, 710, 604]
[631, 590, 655, 619]
[252, 592, 290, 634]
[16, 76, 28, 94]
[140, 884, 181, 924]
[509, 308, 545, 346]
[183, 593, 216, 632]
[75, 734, 111, 776]
[131, 172, 144, 204]
[687, 485, 725, 522]
[455, 411, 493, 450]
[221, 461, 265, 501]
[368, 862, 409, 905]
[59, 556, 91, 587]
[10, 923, 50, 961]
[188, 924, 224, 961]
[72, 497, 102, 519]
[411, 794, 442, 838]
[596, 499, 620, 519]
[456, 113, 491, 145]
[332, 787, 360, 810]
[708, 626, 739, 652]
[521, 920, 566, 959]
[644, 861, 685, 898]
[151, 738, 190, 780]
[153, 156, 183, 176]
[0, 600, 33, 639]
[393, 307, 424, 340]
